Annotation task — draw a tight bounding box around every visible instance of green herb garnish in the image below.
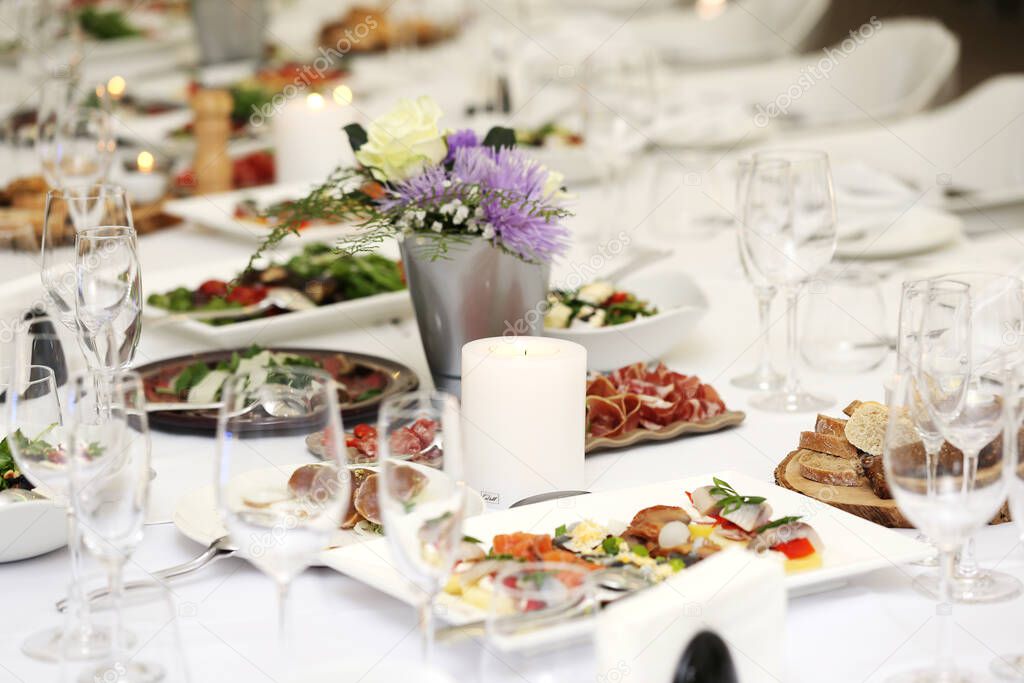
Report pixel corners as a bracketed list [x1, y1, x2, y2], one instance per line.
[630, 544, 649, 558]
[709, 477, 766, 515]
[755, 516, 802, 535]
[669, 557, 686, 572]
[602, 536, 622, 555]
[462, 535, 483, 545]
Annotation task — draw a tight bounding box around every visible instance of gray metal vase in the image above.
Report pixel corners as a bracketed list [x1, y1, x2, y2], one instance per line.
[400, 237, 550, 394]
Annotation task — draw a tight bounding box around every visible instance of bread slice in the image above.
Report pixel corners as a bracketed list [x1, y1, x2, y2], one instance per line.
[842, 400, 863, 417]
[799, 431, 859, 460]
[815, 414, 848, 438]
[845, 402, 889, 456]
[860, 453, 892, 499]
[798, 450, 863, 487]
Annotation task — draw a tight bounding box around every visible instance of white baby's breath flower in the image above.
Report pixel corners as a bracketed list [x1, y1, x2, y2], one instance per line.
[481, 224, 495, 239]
[431, 221, 444, 232]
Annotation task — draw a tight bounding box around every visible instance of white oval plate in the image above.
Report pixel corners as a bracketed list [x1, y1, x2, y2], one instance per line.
[544, 268, 709, 371]
[0, 498, 67, 563]
[836, 205, 964, 260]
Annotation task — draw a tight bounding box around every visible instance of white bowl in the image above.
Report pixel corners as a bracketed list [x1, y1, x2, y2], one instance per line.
[0, 497, 67, 563]
[544, 268, 708, 371]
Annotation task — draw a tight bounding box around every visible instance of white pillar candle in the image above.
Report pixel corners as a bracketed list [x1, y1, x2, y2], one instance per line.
[272, 88, 356, 184]
[461, 336, 587, 509]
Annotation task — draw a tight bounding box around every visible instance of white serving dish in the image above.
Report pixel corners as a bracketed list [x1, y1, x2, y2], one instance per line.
[163, 182, 358, 243]
[544, 268, 708, 371]
[141, 252, 412, 346]
[836, 204, 964, 260]
[173, 465, 486, 557]
[321, 470, 931, 628]
[0, 497, 67, 563]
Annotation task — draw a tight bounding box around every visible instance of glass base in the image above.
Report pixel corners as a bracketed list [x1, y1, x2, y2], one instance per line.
[914, 570, 1023, 604]
[992, 654, 1024, 680]
[750, 390, 833, 413]
[887, 668, 980, 683]
[730, 368, 784, 391]
[22, 623, 114, 662]
[79, 660, 164, 683]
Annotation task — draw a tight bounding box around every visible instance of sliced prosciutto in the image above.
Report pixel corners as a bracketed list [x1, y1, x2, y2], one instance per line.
[585, 362, 728, 439]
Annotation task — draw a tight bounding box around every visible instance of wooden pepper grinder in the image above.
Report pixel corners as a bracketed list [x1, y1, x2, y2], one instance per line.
[191, 89, 233, 194]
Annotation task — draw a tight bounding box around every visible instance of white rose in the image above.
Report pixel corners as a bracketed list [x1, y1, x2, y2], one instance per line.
[355, 96, 448, 182]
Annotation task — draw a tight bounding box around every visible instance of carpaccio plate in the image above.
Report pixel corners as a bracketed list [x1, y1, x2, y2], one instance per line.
[137, 347, 418, 435]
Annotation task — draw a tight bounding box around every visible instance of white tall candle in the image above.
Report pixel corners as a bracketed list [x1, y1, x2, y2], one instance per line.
[272, 88, 356, 183]
[461, 336, 587, 509]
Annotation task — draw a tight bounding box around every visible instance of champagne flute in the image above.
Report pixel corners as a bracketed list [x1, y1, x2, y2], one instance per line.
[65, 369, 153, 682]
[732, 158, 783, 391]
[74, 226, 142, 372]
[885, 279, 1009, 683]
[216, 366, 350, 682]
[914, 273, 1024, 604]
[4, 363, 112, 661]
[377, 390, 465, 668]
[740, 150, 837, 412]
[41, 185, 133, 330]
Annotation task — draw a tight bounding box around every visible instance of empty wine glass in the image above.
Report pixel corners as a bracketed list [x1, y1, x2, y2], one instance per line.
[65, 369, 153, 682]
[732, 158, 783, 391]
[217, 366, 350, 681]
[4, 363, 112, 662]
[41, 185, 133, 329]
[16, 0, 81, 79]
[38, 102, 115, 188]
[801, 267, 888, 374]
[75, 226, 143, 372]
[914, 273, 1024, 604]
[377, 390, 465, 668]
[885, 278, 1010, 683]
[739, 150, 837, 412]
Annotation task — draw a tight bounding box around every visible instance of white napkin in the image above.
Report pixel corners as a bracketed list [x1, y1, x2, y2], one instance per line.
[832, 161, 921, 213]
[595, 548, 785, 683]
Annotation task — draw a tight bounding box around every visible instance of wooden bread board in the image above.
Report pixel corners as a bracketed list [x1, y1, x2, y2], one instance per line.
[585, 410, 746, 455]
[775, 449, 1010, 528]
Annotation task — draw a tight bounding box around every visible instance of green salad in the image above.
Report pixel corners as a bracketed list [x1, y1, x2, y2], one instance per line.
[545, 281, 657, 329]
[79, 7, 141, 41]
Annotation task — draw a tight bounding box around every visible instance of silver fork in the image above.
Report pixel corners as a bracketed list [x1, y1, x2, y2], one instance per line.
[56, 536, 236, 612]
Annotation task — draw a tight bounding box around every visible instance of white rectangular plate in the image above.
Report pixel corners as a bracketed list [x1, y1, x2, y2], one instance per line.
[142, 253, 411, 346]
[320, 470, 931, 626]
[164, 182, 359, 243]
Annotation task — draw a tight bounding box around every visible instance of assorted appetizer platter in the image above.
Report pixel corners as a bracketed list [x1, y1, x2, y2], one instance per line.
[0, 434, 67, 563]
[137, 346, 418, 434]
[543, 269, 708, 370]
[774, 400, 1010, 528]
[142, 249, 410, 346]
[146, 243, 405, 322]
[585, 363, 743, 452]
[321, 471, 932, 628]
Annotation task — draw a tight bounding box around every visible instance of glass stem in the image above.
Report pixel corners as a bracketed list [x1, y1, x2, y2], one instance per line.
[419, 593, 436, 664]
[783, 287, 802, 397]
[65, 511, 92, 632]
[957, 452, 981, 579]
[107, 557, 125, 666]
[276, 580, 293, 683]
[936, 549, 956, 677]
[754, 286, 776, 381]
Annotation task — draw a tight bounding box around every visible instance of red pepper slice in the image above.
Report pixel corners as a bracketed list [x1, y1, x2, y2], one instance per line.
[773, 537, 816, 560]
[606, 291, 629, 304]
[353, 423, 376, 439]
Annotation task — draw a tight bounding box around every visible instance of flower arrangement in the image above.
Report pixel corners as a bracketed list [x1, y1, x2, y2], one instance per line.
[251, 96, 572, 267]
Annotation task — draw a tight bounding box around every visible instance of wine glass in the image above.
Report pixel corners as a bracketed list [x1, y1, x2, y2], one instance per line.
[65, 369, 153, 682]
[3, 363, 112, 661]
[885, 279, 1010, 683]
[74, 226, 143, 372]
[739, 150, 837, 412]
[994, 363, 1024, 679]
[914, 273, 1024, 604]
[377, 390, 466, 668]
[732, 158, 783, 391]
[38, 103, 115, 188]
[216, 366, 350, 681]
[15, 0, 81, 79]
[801, 266, 888, 373]
[41, 185, 133, 329]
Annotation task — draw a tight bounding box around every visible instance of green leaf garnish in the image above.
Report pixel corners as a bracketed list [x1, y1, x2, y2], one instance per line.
[709, 478, 767, 515]
[755, 516, 803, 534]
[602, 536, 622, 555]
[554, 524, 567, 537]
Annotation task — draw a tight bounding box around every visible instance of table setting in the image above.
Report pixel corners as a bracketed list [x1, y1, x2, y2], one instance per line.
[6, 1, 1024, 682]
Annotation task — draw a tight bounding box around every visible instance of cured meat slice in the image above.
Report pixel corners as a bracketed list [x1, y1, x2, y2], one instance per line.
[624, 505, 692, 542]
[586, 375, 618, 398]
[587, 395, 627, 438]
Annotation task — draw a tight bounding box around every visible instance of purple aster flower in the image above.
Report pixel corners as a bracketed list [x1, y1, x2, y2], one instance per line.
[443, 129, 479, 163]
[453, 146, 570, 262]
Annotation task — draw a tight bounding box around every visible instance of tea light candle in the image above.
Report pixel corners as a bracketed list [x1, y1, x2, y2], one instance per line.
[118, 150, 168, 204]
[273, 88, 356, 183]
[461, 336, 587, 509]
